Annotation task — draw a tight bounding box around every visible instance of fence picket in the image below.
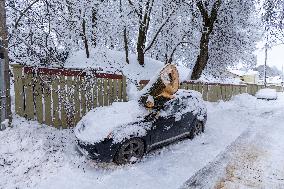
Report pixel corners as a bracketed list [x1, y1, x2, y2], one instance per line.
[112, 79, 118, 102]
[122, 76, 127, 102]
[97, 78, 103, 106]
[34, 75, 43, 124]
[108, 79, 114, 104]
[80, 77, 87, 117]
[117, 78, 122, 102]
[93, 78, 98, 108]
[25, 73, 34, 120]
[52, 76, 60, 128]
[13, 65, 24, 116]
[66, 76, 75, 127]
[202, 84, 208, 101]
[43, 81, 52, 126]
[74, 76, 81, 124]
[86, 78, 93, 112]
[59, 76, 67, 128]
[103, 78, 109, 106]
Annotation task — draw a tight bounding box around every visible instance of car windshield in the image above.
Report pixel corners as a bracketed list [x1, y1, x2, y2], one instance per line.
[160, 98, 181, 117]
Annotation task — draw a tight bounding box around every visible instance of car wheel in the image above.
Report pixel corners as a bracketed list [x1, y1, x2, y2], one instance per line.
[113, 138, 145, 165]
[189, 121, 204, 139]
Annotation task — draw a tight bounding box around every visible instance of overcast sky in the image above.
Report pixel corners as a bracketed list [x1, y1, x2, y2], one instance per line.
[256, 44, 284, 72]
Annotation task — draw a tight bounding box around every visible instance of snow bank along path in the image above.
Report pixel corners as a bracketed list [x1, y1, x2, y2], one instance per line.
[0, 93, 284, 189]
[181, 92, 284, 189]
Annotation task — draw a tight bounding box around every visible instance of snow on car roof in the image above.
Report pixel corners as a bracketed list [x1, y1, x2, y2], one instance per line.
[255, 88, 277, 100]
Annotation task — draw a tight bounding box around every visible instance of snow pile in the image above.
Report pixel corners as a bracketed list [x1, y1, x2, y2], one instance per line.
[0, 117, 79, 189]
[64, 47, 191, 81]
[256, 88, 277, 100]
[231, 93, 259, 107]
[74, 100, 148, 144]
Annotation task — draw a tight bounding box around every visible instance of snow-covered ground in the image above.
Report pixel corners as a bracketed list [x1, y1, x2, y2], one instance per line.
[1, 93, 284, 189]
[182, 93, 284, 189]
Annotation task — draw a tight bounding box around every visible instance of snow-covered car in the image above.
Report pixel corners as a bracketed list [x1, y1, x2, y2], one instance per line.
[255, 88, 277, 100]
[74, 89, 207, 164]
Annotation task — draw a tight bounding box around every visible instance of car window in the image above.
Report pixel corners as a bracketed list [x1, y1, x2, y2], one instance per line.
[160, 98, 180, 117]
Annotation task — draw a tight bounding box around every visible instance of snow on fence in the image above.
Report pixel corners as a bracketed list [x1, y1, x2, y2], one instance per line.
[12, 64, 283, 128]
[12, 64, 127, 128]
[139, 80, 272, 102]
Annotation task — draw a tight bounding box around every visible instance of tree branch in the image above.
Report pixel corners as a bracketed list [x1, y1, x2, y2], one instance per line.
[127, 0, 141, 17]
[14, 0, 40, 29]
[168, 41, 196, 64]
[196, 1, 209, 23]
[208, 0, 221, 30]
[144, 9, 175, 52]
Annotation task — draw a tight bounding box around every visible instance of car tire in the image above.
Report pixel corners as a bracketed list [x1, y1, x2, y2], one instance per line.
[189, 120, 204, 139]
[113, 138, 145, 165]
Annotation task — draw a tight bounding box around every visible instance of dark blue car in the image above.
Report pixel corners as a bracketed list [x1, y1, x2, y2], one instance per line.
[75, 89, 207, 164]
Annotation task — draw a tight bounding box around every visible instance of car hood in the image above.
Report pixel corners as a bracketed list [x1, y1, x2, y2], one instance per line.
[74, 100, 148, 144]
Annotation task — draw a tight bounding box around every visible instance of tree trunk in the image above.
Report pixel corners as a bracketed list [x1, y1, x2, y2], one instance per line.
[82, 19, 90, 58]
[191, 0, 221, 80]
[137, 26, 145, 66]
[91, 7, 97, 47]
[123, 27, 130, 64]
[191, 33, 210, 80]
[0, 0, 12, 125]
[139, 64, 179, 109]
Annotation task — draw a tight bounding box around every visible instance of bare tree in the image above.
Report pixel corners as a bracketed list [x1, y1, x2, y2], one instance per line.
[0, 0, 12, 125]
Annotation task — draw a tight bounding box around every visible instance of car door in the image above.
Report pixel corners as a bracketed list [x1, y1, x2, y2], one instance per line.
[150, 100, 188, 146]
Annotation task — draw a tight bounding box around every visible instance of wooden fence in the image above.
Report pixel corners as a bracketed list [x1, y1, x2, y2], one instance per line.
[140, 80, 282, 101]
[12, 64, 283, 128]
[12, 64, 127, 128]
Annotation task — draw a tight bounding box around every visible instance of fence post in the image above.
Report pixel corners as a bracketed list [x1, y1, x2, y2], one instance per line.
[202, 84, 208, 101]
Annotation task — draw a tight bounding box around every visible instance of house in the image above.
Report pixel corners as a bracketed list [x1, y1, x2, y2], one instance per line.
[228, 69, 260, 84]
[267, 76, 283, 85]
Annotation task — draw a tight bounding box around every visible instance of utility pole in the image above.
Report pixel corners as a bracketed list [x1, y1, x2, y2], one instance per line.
[281, 63, 284, 92]
[0, 0, 12, 128]
[264, 43, 268, 87]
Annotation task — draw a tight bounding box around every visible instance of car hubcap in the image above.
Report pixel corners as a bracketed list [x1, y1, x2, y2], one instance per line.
[194, 122, 203, 136]
[121, 141, 143, 162]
